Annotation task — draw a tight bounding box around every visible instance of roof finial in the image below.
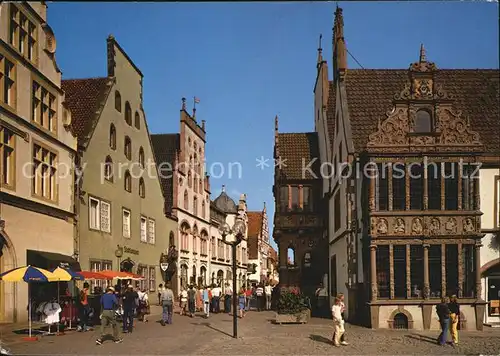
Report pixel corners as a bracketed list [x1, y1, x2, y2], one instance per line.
[317, 34, 323, 64]
[221, 184, 225, 193]
[419, 43, 426, 63]
[181, 97, 186, 111]
[193, 96, 200, 120]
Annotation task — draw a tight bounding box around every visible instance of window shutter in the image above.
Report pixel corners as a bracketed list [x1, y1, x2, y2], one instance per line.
[100, 201, 110, 233]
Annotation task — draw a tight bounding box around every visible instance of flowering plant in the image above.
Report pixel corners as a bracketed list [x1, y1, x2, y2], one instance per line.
[277, 288, 310, 315]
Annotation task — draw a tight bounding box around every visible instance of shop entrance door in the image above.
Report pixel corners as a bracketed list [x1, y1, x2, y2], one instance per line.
[486, 276, 500, 326]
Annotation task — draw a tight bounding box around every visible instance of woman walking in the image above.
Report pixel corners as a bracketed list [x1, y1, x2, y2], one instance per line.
[448, 295, 460, 345]
[436, 297, 451, 346]
[196, 285, 203, 312]
[238, 288, 246, 318]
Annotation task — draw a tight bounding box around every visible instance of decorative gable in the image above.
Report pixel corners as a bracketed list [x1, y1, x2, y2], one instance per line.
[367, 46, 483, 153]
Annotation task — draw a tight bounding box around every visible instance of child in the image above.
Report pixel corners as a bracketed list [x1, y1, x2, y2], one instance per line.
[331, 297, 345, 347]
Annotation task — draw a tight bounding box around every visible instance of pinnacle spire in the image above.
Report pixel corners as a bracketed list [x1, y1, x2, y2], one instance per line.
[419, 43, 426, 63]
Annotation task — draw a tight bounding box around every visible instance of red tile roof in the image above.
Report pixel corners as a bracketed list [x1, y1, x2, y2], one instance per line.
[328, 69, 500, 154]
[62, 77, 111, 141]
[276, 132, 321, 180]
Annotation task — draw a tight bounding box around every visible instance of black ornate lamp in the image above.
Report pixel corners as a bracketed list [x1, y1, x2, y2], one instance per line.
[218, 194, 247, 339]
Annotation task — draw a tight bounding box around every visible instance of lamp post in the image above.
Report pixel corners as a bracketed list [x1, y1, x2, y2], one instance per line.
[218, 210, 247, 339]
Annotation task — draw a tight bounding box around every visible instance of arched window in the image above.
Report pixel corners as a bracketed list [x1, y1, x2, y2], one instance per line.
[104, 156, 113, 182]
[211, 237, 216, 258]
[124, 136, 131, 160]
[189, 155, 193, 170]
[125, 101, 132, 125]
[193, 197, 198, 215]
[115, 91, 121, 112]
[194, 177, 198, 193]
[138, 147, 145, 168]
[134, 111, 140, 129]
[199, 178, 203, 193]
[287, 246, 295, 265]
[109, 124, 116, 150]
[415, 109, 432, 133]
[193, 234, 197, 254]
[201, 200, 206, 219]
[188, 171, 192, 188]
[139, 178, 145, 198]
[124, 170, 132, 192]
[194, 153, 198, 175]
[183, 190, 189, 210]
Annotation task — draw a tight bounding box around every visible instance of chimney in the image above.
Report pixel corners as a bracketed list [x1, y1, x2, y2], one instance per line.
[274, 115, 279, 159]
[201, 120, 206, 131]
[107, 35, 116, 77]
[181, 97, 186, 111]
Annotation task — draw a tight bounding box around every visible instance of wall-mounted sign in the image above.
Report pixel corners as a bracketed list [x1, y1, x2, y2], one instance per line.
[160, 263, 168, 271]
[124, 246, 139, 255]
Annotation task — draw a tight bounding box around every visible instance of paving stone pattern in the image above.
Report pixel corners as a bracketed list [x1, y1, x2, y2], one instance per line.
[5, 309, 500, 355]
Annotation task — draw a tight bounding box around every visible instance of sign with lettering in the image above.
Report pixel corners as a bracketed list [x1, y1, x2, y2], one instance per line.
[124, 246, 139, 255]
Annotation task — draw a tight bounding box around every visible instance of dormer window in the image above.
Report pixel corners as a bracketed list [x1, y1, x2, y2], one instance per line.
[414, 109, 432, 133]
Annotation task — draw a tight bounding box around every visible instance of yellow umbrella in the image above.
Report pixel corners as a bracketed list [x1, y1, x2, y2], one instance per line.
[0, 265, 58, 340]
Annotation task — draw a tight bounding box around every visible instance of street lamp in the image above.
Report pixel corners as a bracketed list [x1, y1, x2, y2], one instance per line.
[218, 211, 247, 339]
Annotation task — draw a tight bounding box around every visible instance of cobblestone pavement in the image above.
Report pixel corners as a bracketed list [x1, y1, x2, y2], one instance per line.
[4, 309, 500, 355]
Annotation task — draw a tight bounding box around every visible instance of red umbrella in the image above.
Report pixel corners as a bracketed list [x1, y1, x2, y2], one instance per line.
[99, 270, 144, 280]
[79, 271, 112, 280]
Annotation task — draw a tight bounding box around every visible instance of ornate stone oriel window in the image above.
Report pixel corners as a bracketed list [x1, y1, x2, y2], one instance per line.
[414, 109, 432, 133]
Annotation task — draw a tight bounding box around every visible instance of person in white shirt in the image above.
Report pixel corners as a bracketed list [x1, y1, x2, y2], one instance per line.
[224, 283, 232, 313]
[331, 297, 347, 347]
[137, 289, 149, 322]
[179, 288, 188, 316]
[264, 283, 272, 310]
[255, 284, 264, 312]
[211, 285, 222, 313]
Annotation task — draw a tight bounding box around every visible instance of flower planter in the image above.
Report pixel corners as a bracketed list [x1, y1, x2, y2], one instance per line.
[275, 308, 310, 324]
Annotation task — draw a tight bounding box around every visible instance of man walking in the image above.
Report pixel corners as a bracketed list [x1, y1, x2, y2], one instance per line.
[78, 282, 91, 332]
[202, 286, 210, 318]
[160, 283, 174, 326]
[121, 284, 138, 333]
[255, 284, 264, 312]
[212, 284, 221, 313]
[187, 285, 196, 317]
[265, 283, 272, 310]
[96, 286, 123, 345]
[224, 283, 232, 314]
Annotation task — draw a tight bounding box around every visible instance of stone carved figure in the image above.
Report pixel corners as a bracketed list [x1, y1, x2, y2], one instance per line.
[393, 218, 405, 234]
[445, 218, 457, 234]
[412, 218, 423, 235]
[429, 218, 441, 235]
[377, 219, 388, 235]
[463, 218, 475, 233]
[160, 245, 179, 283]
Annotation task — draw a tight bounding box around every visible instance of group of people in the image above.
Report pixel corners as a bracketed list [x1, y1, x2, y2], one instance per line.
[171, 282, 275, 320]
[436, 295, 461, 346]
[80, 283, 150, 345]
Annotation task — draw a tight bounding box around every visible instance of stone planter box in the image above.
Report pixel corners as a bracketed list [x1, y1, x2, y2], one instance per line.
[275, 309, 310, 324]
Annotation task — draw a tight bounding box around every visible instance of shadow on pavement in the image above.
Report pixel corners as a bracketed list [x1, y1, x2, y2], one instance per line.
[196, 322, 233, 338]
[309, 334, 332, 345]
[405, 334, 437, 345]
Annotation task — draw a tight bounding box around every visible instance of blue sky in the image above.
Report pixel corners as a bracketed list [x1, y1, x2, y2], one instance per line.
[48, 1, 498, 251]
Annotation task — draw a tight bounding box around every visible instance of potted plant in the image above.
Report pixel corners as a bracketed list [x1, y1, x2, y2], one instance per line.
[275, 287, 311, 324]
